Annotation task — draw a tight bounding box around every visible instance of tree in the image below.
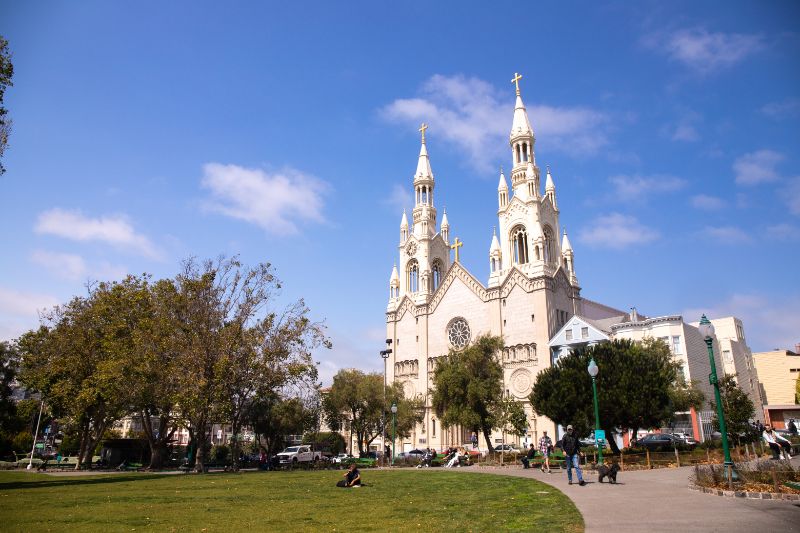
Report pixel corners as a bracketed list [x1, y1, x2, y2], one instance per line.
[168, 256, 289, 472]
[0, 342, 18, 435]
[665, 378, 706, 431]
[18, 276, 148, 469]
[431, 335, 505, 452]
[323, 369, 423, 456]
[498, 397, 528, 440]
[795, 372, 800, 405]
[710, 374, 756, 444]
[529, 338, 679, 455]
[247, 394, 313, 457]
[219, 298, 325, 471]
[0, 35, 13, 175]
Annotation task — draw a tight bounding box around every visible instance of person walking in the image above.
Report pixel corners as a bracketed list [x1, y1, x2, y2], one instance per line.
[520, 444, 535, 469]
[561, 425, 586, 486]
[539, 431, 554, 473]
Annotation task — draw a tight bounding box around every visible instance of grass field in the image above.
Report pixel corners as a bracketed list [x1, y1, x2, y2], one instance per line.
[0, 469, 583, 532]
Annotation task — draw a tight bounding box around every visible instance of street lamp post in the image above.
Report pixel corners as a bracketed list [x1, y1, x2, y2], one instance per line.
[380, 340, 392, 466]
[699, 314, 735, 479]
[391, 403, 398, 466]
[587, 358, 602, 465]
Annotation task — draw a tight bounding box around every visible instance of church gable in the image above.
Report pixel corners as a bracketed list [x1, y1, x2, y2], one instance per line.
[428, 262, 488, 314]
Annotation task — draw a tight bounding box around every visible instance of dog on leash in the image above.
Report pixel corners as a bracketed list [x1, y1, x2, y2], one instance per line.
[597, 462, 620, 484]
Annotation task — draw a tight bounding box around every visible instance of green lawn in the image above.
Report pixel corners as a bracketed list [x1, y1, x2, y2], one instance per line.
[0, 469, 583, 532]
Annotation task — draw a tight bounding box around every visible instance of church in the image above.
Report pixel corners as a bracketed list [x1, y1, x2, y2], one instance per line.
[384, 74, 627, 452]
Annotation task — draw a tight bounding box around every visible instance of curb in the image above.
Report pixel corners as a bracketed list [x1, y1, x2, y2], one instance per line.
[688, 483, 800, 501]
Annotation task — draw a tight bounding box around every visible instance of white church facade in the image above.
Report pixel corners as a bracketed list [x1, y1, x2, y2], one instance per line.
[384, 75, 628, 452]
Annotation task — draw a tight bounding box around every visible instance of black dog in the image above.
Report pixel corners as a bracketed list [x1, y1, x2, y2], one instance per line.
[597, 462, 620, 484]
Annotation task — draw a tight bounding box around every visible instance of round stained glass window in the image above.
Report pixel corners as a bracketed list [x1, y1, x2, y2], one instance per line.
[447, 317, 471, 349]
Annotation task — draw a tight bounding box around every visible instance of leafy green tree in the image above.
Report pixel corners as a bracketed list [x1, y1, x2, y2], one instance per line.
[0, 342, 19, 437]
[303, 431, 346, 455]
[529, 338, 679, 455]
[323, 369, 423, 456]
[710, 374, 756, 444]
[18, 276, 149, 469]
[665, 378, 706, 431]
[431, 335, 505, 452]
[795, 373, 800, 405]
[498, 397, 528, 440]
[0, 35, 13, 175]
[247, 394, 314, 457]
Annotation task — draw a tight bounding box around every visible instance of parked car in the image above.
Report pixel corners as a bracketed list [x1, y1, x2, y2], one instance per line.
[406, 449, 427, 457]
[494, 444, 520, 453]
[638, 433, 693, 451]
[275, 445, 323, 465]
[331, 453, 351, 464]
[671, 432, 698, 446]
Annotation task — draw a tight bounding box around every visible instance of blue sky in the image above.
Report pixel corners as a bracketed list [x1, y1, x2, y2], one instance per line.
[1, 1, 799, 382]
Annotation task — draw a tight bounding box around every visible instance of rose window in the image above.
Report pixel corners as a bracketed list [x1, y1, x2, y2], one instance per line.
[447, 317, 471, 349]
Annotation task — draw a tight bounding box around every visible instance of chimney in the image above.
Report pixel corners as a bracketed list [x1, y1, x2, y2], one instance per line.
[630, 307, 639, 322]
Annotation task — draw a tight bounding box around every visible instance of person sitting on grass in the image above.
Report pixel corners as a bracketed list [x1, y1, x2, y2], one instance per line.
[337, 463, 362, 487]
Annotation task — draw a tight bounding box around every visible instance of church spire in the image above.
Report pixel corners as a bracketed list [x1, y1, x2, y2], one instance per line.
[509, 72, 536, 191]
[400, 209, 409, 242]
[412, 123, 437, 238]
[545, 166, 557, 210]
[440, 208, 450, 244]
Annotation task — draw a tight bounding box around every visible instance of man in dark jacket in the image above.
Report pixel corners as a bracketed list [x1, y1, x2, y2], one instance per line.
[520, 444, 535, 468]
[561, 425, 585, 486]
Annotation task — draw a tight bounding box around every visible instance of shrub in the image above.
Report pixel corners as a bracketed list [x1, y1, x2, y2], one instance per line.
[210, 444, 229, 463]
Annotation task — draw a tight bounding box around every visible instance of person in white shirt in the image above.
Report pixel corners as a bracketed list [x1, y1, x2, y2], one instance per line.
[763, 424, 793, 460]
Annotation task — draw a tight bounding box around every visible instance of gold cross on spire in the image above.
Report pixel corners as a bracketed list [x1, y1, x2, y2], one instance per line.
[419, 122, 428, 144]
[450, 237, 463, 263]
[511, 72, 523, 96]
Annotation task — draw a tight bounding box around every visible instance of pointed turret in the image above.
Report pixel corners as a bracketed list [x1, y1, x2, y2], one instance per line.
[389, 264, 400, 299]
[497, 168, 509, 209]
[511, 93, 534, 138]
[440, 208, 450, 244]
[414, 140, 434, 182]
[544, 166, 558, 210]
[562, 229, 572, 253]
[545, 166, 555, 192]
[562, 229, 577, 284]
[488, 227, 503, 284]
[400, 210, 409, 242]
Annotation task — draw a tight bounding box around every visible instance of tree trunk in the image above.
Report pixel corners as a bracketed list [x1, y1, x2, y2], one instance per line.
[193, 418, 209, 473]
[608, 432, 621, 455]
[481, 425, 494, 453]
[75, 420, 89, 470]
[230, 419, 242, 472]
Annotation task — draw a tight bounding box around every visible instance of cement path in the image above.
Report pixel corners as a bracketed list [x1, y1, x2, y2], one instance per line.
[465, 462, 800, 532]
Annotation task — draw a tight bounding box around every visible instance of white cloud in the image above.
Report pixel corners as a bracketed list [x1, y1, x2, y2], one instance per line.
[761, 99, 800, 119]
[380, 74, 611, 172]
[733, 149, 784, 186]
[699, 225, 752, 244]
[201, 163, 329, 235]
[608, 174, 687, 202]
[783, 177, 800, 216]
[664, 110, 702, 142]
[767, 223, 800, 241]
[30, 250, 128, 282]
[577, 213, 659, 249]
[35, 208, 159, 258]
[647, 28, 763, 73]
[671, 123, 699, 142]
[314, 328, 384, 386]
[385, 183, 412, 213]
[683, 293, 800, 352]
[0, 286, 58, 341]
[690, 194, 725, 210]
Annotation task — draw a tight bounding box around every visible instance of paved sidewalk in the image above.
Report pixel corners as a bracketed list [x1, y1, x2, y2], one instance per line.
[466, 463, 800, 532]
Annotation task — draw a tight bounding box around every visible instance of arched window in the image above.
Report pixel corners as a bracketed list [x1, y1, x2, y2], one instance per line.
[432, 260, 442, 291]
[543, 226, 555, 264]
[511, 225, 529, 264]
[407, 260, 419, 293]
